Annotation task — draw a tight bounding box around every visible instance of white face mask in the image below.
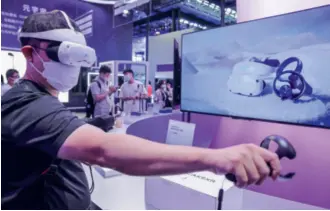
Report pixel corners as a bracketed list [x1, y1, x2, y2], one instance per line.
[31, 49, 81, 92]
[13, 78, 20, 84]
[124, 75, 130, 82]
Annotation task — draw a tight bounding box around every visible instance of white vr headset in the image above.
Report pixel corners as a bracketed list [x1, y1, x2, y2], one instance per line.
[43, 41, 96, 68]
[18, 23, 96, 68]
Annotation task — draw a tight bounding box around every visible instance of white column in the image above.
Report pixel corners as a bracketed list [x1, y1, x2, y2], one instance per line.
[237, 0, 330, 23]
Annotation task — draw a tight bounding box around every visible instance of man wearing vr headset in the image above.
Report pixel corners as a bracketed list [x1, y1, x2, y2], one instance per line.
[1, 11, 281, 210]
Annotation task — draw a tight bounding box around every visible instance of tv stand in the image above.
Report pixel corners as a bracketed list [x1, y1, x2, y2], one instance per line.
[181, 111, 191, 123]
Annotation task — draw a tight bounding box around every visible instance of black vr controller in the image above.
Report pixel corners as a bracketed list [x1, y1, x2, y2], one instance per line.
[225, 135, 297, 183]
[273, 57, 313, 101]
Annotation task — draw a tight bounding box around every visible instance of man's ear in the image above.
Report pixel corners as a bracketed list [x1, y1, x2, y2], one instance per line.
[21, 46, 33, 62]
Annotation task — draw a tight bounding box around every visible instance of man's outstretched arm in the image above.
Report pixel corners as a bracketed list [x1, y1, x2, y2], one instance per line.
[58, 124, 281, 187]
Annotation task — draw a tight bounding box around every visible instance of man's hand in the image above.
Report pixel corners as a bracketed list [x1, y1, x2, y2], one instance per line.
[109, 86, 117, 93]
[122, 96, 133, 101]
[206, 144, 281, 187]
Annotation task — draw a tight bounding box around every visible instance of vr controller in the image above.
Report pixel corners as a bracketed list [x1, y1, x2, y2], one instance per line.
[225, 135, 297, 183]
[273, 57, 313, 101]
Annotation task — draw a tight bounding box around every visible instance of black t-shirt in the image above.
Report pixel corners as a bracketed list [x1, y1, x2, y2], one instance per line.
[1, 80, 91, 209]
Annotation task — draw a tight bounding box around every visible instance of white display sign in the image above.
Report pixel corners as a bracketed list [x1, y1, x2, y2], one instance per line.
[162, 171, 234, 197]
[166, 120, 196, 146]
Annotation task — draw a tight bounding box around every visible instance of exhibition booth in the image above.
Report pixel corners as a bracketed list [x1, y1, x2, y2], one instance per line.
[87, 1, 330, 210]
[1, 0, 330, 210]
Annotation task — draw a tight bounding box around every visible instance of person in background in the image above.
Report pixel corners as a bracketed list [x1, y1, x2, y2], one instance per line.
[1, 69, 19, 96]
[147, 80, 152, 98]
[2, 10, 281, 210]
[146, 80, 153, 109]
[165, 80, 173, 107]
[1, 75, 4, 85]
[119, 69, 147, 113]
[154, 80, 167, 108]
[90, 65, 117, 117]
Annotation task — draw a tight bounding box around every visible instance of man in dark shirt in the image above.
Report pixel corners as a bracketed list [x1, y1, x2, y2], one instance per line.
[1, 11, 281, 210]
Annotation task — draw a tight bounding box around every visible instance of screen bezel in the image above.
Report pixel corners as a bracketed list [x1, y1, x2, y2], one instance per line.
[180, 5, 330, 130]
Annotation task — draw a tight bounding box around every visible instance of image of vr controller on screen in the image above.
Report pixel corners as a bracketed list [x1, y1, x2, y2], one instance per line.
[227, 57, 313, 101]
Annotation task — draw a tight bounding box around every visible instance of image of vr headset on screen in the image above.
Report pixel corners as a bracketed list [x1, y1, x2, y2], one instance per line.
[227, 56, 313, 102]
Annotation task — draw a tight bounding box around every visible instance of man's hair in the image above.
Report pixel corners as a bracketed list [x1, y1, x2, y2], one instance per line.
[19, 11, 81, 47]
[156, 80, 164, 89]
[99, 65, 111, 74]
[123, 69, 134, 76]
[6, 69, 19, 80]
[1, 75, 4, 85]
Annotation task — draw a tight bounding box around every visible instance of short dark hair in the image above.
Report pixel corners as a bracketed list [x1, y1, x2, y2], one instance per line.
[123, 69, 134, 75]
[99, 65, 111, 74]
[6, 69, 19, 80]
[1, 75, 4, 85]
[156, 80, 164, 89]
[20, 11, 81, 47]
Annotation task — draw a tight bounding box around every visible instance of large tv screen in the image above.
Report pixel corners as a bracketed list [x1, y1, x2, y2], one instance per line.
[181, 5, 330, 129]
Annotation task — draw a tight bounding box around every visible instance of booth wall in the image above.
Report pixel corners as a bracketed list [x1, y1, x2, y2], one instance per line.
[212, 118, 330, 208]
[1, 0, 133, 62]
[148, 29, 194, 87]
[127, 113, 330, 209]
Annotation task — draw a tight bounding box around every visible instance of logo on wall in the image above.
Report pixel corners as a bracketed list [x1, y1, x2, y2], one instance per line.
[1, 3, 94, 49]
[1, 4, 48, 38]
[74, 10, 94, 37]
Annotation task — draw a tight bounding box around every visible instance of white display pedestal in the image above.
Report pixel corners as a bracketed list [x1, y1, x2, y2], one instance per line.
[94, 166, 122, 178]
[145, 171, 243, 210]
[145, 171, 324, 210]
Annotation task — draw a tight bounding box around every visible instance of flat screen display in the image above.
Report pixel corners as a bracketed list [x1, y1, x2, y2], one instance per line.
[181, 6, 330, 129]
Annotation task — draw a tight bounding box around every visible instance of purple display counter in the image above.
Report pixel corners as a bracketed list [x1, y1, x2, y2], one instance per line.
[126, 113, 330, 209]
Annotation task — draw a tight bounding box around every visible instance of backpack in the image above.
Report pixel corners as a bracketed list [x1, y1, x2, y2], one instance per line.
[85, 81, 101, 118]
